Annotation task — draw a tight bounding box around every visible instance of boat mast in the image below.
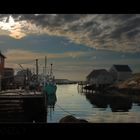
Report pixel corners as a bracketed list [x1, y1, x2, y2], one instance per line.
[50, 63, 53, 77]
[43, 56, 47, 86]
[45, 56, 47, 76]
[35, 59, 39, 83]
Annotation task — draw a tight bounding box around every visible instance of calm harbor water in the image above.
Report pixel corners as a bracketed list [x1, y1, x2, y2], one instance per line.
[1, 84, 140, 123]
[47, 84, 140, 123]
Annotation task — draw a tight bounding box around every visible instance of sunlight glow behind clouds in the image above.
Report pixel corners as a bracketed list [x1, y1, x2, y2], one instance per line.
[0, 16, 26, 39]
[0, 14, 140, 80]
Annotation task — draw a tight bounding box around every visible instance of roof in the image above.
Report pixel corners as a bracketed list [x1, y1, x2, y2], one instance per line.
[4, 68, 14, 71]
[87, 69, 109, 79]
[0, 51, 6, 58]
[113, 65, 132, 72]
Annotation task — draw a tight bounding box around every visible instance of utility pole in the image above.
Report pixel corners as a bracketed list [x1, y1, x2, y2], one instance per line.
[36, 59, 39, 82]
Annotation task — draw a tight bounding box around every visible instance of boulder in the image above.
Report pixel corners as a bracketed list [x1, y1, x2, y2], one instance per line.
[59, 115, 88, 123]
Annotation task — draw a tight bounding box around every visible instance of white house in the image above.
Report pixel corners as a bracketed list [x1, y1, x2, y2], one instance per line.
[109, 65, 132, 82]
[86, 69, 114, 86]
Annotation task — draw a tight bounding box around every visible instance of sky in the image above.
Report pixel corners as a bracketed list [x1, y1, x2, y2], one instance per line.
[0, 14, 140, 81]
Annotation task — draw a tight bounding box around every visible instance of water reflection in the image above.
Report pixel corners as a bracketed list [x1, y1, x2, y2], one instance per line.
[84, 92, 133, 112]
[47, 92, 57, 108]
[85, 93, 108, 108]
[44, 84, 140, 123]
[47, 93, 57, 121]
[109, 96, 132, 112]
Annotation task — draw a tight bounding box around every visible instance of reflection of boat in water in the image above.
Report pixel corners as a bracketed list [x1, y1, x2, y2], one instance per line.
[42, 63, 57, 121]
[47, 92, 57, 107]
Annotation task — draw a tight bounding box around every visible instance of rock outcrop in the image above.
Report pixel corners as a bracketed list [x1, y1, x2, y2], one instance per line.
[59, 115, 88, 123]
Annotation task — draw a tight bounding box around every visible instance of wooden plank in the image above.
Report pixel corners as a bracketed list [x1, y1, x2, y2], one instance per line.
[0, 94, 47, 122]
[0, 95, 44, 99]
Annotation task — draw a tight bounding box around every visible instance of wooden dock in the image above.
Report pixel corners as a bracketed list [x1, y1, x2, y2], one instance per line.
[0, 90, 47, 123]
[0, 94, 44, 99]
[78, 82, 110, 93]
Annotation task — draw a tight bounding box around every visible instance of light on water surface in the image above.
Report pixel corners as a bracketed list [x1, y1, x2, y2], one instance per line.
[47, 84, 140, 123]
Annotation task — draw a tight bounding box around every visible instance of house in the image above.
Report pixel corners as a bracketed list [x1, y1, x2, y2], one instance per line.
[0, 51, 6, 78]
[109, 64, 132, 82]
[14, 69, 32, 87]
[4, 68, 14, 79]
[14, 75, 25, 87]
[86, 69, 114, 86]
[16, 69, 32, 77]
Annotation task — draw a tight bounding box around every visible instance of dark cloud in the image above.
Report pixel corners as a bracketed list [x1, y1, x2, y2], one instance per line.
[10, 14, 87, 27]
[110, 16, 140, 40]
[0, 14, 140, 52]
[100, 14, 135, 21]
[126, 29, 140, 38]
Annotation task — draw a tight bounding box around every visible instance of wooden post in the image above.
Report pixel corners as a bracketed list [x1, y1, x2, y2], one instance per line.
[0, 74, 1, 91]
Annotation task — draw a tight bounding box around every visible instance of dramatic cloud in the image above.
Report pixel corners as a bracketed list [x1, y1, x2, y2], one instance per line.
[0, 14, 140, 52]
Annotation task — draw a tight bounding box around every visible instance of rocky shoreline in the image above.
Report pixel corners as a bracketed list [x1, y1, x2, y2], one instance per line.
[105, 73, 140, 95]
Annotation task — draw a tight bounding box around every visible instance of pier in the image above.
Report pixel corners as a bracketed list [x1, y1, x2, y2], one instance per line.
[78, 81, 109, 93]
[0, 90, 47, 123]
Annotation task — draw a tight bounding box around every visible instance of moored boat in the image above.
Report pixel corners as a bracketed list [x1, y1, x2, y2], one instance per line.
[43, 63, 57, 107]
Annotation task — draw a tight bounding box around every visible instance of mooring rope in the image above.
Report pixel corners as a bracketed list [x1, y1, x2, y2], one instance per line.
[55, 103, 76, 116]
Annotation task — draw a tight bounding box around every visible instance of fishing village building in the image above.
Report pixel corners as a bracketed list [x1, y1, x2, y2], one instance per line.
[3, 68, 14, 89]
[0, 51, 6, 90]
[0, 51, 15, 90]
[0, 51, 6, 78]
[86, 69, 114, 87]
[109, 65, 132, 82]
[14, 69, 32, 87]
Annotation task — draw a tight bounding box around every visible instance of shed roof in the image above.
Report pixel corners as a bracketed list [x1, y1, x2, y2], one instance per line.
[87, 69, 109, 79]
[113, 65, 132, 72]
[0, 51, 6, 58]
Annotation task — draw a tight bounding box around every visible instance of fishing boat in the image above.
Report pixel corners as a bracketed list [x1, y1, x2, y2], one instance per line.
[43, 63, 57, 107]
